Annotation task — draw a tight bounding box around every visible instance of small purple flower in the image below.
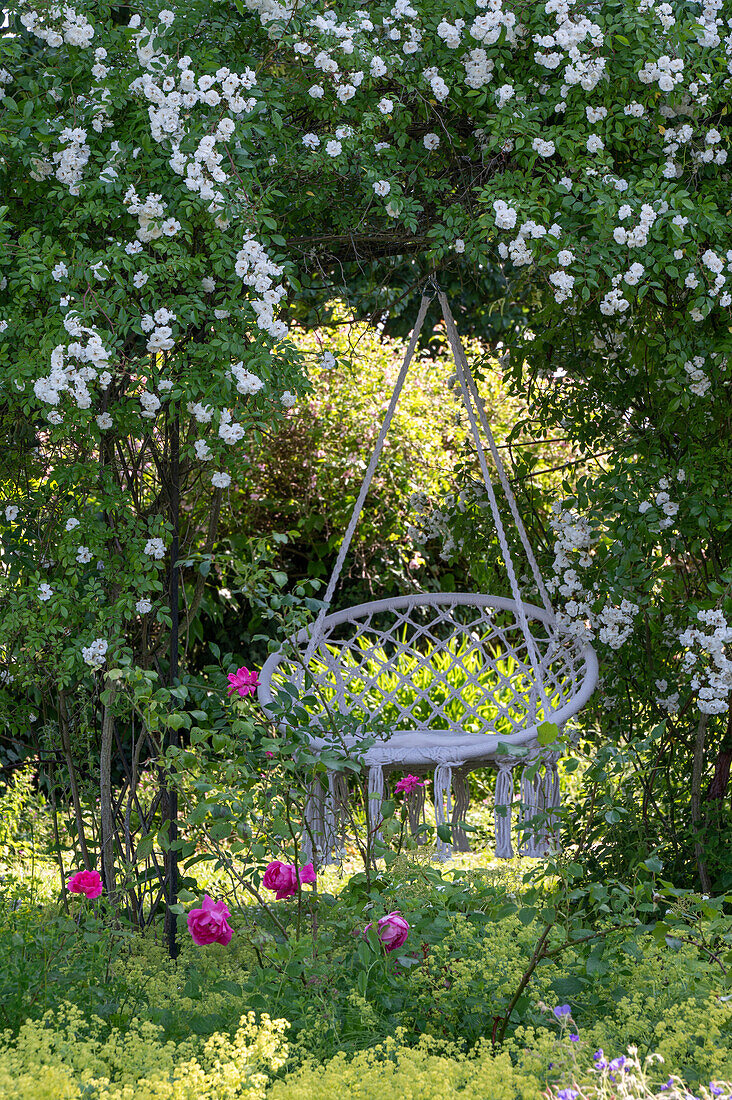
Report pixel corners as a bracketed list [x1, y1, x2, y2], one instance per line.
[710, 1086, 724, 1098]
[659, 1079, 673, 1093]
[553, 1004, 572, 1019]
[609, 1056, 626, 1072]
[593, 1049, 605, 1062]
[569, 1033, 580, 1043]
[557, 1090, 580, 1100]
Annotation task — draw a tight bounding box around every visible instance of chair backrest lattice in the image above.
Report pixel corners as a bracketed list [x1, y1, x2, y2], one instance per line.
[259, 594, 590, 742]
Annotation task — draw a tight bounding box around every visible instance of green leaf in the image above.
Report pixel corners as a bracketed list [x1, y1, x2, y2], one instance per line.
[357, 940, 371, 967]
[538, 722, 560, 746]
[136, 833, 155, 860]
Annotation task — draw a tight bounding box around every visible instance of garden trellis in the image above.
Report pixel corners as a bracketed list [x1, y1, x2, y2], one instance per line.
[259, 287, 598, 861]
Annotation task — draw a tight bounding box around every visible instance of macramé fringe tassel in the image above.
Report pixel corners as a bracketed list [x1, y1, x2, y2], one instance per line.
[302, 777, 325, 865]
[433, 763, 453, 861]
[406, 780, 426, 842]
[367, 764, 385, 843]
[451, 770, 471, 852]
[520, 752, 562, 857]
[494, 760, 515, 858]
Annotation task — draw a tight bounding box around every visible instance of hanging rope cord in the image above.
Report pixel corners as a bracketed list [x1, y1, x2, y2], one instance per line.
[303, 290, 556, 721]
[437, 291, 555, 717]
[303, 292, 432, 664]
[437, 293, 554, 618]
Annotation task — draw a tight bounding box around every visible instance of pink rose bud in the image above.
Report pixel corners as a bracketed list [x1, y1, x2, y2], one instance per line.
[364, 911, 410, 953]
[262, 860, 299, 900]
[227, 666, 260, 697]
[186, 894, 233, 946]
[67, 869, 103, 899]
[394, 774, 425, 796]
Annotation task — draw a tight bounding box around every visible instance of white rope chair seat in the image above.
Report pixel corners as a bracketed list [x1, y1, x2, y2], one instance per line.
[259, 593, 597, 768]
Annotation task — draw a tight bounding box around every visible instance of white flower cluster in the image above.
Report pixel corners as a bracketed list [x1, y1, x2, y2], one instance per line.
[493, 199, 518, 231]
[123, 188, 169, 243]
[532, 2, 605, 90]
[128, 44, 256, 216]
[139, 391, 162, 418]
[654, 679, 680, 714]
[597, 600, 640, 649]
[679, 609, 732, 714]
[684, 355, 711, 397]
[548, 502, 639, 650]
[219, 408, 246, 444]
[144, 537, 165, 559]
[532, 137, 555, 158]
[470, 5, 518, 48]
[425, 69, 450, 101]
[638, 477, 679, 529]
[53, 127, 90, 195]
[82, 638, 108, 669]
[233, 236, 287, 339]
[406, 490, 459, 558]
[142, 306, 177, 355]
[33, 327, 111, 411]
[599, 287, 630, 316]
[188, 402, 213, 423]
[638, 54, 684, 92]
[231, 361, 265, 395]
[612, 204, 657, 249]
[463, 49, 494, 89]
[497, 218, 554, 268]
[623, 262, 645, 286]
[437, 18, 464, 49]
[549, 269, 575, 303]
[21, 7, 94, 50]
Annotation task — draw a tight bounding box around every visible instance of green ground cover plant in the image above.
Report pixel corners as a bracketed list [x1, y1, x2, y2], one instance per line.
[1, 803, 732, 1099]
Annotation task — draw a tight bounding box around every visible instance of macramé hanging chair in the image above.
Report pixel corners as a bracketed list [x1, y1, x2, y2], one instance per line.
[258, 287, 598, 863]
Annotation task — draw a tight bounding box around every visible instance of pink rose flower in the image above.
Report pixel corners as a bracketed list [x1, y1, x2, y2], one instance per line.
[263, 860, 299, 899]
[364, 911, 410, 953]
[67, 869, 103, 899]
[186, 894, 233, 945]
[394, 774, 424, 796]
[299, 862, 316, 885]
[227, 666, 260, 697]
[263, 860, 317, 899]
